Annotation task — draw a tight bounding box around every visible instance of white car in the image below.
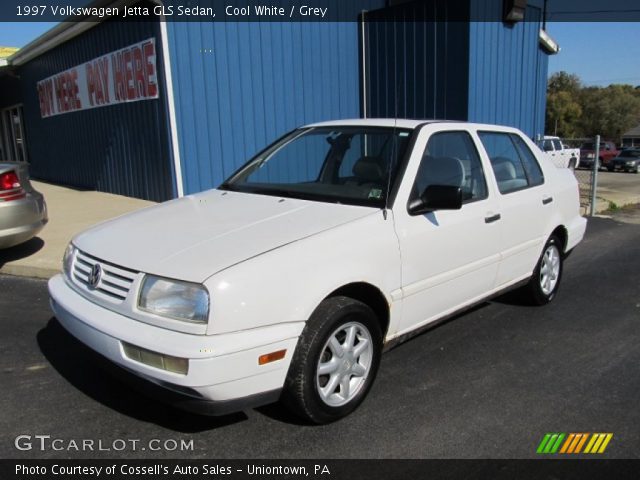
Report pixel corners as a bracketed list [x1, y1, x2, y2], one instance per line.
[49, 120, 587, 424]
[539, 136, 580, 169]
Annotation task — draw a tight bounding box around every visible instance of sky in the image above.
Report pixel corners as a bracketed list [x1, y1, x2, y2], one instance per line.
[0, 21, 638, 87]
[546, 22, 640, 86]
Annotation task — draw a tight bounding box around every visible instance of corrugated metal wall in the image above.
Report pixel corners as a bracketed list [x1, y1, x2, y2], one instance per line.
[166, 3, 384, 195]
[18, 12, 175, 201]
[364, 0, 548, 139]
[0, 71, 21, 109]
[468, 0, 548, 139]
[363, 0, 470, 121]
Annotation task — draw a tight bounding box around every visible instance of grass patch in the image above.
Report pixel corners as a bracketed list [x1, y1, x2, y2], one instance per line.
[607, 201, 620, 211]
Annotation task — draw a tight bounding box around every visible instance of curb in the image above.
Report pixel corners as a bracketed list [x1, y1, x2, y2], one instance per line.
[0, 264, 60, 280]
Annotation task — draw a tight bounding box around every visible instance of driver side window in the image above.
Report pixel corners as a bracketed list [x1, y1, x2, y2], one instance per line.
[411, 131, 488, 204]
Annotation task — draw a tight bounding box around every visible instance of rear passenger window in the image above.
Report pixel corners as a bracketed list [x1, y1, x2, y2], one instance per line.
[511, 135, 544, 187]
[412, 131, 487, 204]
[478, 132, 544, 194]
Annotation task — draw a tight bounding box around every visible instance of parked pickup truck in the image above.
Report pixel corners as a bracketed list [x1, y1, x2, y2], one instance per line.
[49, 120, 587, 424]
[579, 141, 619, 170]
[539, 136, 580, 169]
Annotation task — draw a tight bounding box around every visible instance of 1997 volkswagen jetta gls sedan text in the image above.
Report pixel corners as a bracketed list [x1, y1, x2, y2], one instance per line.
[49, 120, 586, 424]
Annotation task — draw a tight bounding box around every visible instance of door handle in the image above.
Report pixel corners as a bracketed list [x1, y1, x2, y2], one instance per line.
[542, 196, 553, 205]
[484, 213, 501, 224]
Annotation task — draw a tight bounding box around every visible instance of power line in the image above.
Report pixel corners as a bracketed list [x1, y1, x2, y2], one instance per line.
[548, 9, 640, 14]
[582, 76, 640, 85]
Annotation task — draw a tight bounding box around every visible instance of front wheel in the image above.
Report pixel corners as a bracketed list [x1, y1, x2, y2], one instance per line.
[282, 296, 382, 424]
[522, 235, 564, 305]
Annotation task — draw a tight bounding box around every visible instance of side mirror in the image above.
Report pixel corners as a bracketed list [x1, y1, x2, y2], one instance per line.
[407, 185, 463, 216]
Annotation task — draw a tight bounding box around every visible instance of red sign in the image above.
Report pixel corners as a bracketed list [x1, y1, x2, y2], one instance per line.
[37, 38, 159, 118]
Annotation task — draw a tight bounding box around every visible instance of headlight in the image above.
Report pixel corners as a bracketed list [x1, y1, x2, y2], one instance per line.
[138, 275, 209, 324]
[62, 243, 76, 278]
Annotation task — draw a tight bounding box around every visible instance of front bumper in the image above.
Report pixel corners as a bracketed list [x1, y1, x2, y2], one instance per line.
[610, 162, 638, 171]
[579, 157, 595, 168]
[48, 274, 303, 415]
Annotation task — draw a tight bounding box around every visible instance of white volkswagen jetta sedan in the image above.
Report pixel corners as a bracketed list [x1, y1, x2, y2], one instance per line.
[49, 120, 586, 423]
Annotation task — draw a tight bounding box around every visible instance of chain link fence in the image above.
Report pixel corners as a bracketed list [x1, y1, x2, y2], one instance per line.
[561, 137, 600, 216]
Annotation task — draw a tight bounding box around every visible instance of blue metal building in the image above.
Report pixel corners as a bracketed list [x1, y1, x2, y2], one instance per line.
[4, 0, 554, 202]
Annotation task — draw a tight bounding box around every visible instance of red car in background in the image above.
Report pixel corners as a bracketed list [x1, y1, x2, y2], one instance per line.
[579, 141, 619, 170]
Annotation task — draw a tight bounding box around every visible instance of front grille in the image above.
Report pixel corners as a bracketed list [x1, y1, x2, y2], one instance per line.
[72, 249, 137, 302]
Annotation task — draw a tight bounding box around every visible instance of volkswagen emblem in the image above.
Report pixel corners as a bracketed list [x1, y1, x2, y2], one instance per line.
[88, 264, 102, 289]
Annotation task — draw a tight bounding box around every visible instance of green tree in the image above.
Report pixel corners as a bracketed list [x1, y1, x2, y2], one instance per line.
[546, 72, 582, 137]
[548, 71, 581, 95]
[546, 71, 640, 141]
[579, 85, 640, 139]
[546, 90, 582, 137]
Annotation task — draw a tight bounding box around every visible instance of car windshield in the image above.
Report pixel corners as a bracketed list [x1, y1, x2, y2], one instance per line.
[620, 150, 640, 158]
[221, 126, 413, 207]
[580, 143, 595, 150]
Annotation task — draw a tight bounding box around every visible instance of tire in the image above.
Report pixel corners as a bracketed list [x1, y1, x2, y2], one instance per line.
[607, 167, 614, 172]
[282, 296, 382, 424]
[522, 235, 564, 305]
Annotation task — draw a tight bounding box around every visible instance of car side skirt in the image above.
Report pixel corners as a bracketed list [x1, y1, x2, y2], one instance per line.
[382, 277, 530, 352]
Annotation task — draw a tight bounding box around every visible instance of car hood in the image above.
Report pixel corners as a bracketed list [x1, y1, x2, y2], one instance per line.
[73, 189, 375, 282]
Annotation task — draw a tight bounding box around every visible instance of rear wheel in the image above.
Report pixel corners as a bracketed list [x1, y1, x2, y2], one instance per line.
[522, 235, 563, 305]
[282, 296, 382, 424]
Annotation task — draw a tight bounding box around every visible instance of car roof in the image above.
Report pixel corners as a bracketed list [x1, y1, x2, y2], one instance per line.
[303, 118, 522, 132]
[304, 118, 432, 129]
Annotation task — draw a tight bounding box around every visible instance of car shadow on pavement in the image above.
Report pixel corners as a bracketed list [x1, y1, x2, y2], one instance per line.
[0, 237, 44, 267]
[37, 318, 248, 433]
[490, 289, 530, 306]
[254, 403, 310, 426]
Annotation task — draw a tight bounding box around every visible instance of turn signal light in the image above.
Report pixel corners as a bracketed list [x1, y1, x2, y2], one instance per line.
[258, 349, 287, 365]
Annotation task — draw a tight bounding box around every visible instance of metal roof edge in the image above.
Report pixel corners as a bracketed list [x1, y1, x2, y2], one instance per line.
[8, 0, 133, 66]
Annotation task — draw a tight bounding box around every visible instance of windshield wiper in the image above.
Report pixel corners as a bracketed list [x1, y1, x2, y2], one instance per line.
[248, 187, 312, 199]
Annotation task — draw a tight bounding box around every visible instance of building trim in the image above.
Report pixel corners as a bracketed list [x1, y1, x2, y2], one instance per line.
[157, 18, 184, 197]
[360, 10, 368, 119]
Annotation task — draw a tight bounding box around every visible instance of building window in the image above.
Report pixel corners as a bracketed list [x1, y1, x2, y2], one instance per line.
[1, 105, 27, 162]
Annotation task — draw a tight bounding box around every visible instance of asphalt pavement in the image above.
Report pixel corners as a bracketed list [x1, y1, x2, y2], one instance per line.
[1, 216, 639, 459]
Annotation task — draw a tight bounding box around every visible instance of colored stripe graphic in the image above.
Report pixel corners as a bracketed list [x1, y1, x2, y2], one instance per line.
[584, 434, 613, 454]
[536, 433, 565, 454]
[538, 433, 613, 454]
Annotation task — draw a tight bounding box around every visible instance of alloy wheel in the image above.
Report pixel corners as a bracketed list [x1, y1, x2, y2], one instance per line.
[316, 321, 373, 407]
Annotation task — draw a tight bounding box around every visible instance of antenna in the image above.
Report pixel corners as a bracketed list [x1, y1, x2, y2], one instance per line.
[383, 18, 400, 221]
